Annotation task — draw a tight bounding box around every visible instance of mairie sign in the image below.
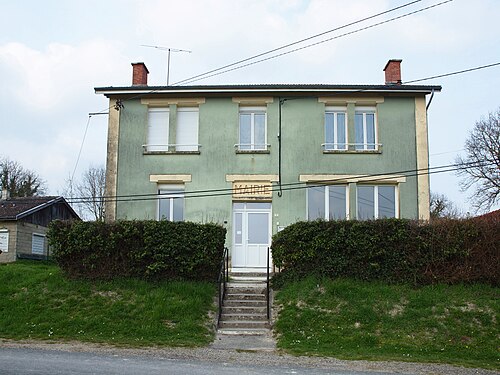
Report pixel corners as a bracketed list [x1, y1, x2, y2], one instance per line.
[232, 181, 272, 200]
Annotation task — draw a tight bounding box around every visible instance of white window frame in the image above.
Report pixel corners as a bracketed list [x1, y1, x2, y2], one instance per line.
[306, 185, 349, 220]
[238, 106, 267, 151]
[146, 107, 170, 152]
[157, 184, 184, 221]
[356, 185, 399, 219]
[0, 229, 9, 253]
[32, 233, 46, 255]
[176, 107, 200, 152]
[355, 106, 378, 151]
[324, 106, 348, 151]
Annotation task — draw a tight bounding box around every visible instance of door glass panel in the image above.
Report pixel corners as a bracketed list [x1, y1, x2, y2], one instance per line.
[308, 186, 325, 220]
[329, 185, 346, 220]
[234, 213, 243, 244]
[254, 113, 266, 149]
[233, 203, 245, 210]
[158, 197, 171, 220]
[337, 113, 346, 149]
[246, 202, 271, 209]
[239, 113, 251, 150]
[354, 113, 364, 150]
[358, 186, 375, 220]
[366, 113, 375, 149]
[325, 113, 334, 150]
[378, 186, 395, 218]
[247, 213, 269, 244]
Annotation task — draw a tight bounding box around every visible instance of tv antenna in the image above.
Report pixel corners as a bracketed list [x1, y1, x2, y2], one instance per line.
[141, 45, 192, 85]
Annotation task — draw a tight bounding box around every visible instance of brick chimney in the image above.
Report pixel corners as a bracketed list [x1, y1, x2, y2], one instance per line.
[131, 62, 149, 86]
[384, 59, 402, 85]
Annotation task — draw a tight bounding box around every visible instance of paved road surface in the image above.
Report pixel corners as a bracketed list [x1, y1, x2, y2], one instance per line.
[0, 347, 393, 375]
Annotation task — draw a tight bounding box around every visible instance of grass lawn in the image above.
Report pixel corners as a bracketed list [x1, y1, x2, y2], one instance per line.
[274, 277, 499, 370]
[0, 261, 216, 347]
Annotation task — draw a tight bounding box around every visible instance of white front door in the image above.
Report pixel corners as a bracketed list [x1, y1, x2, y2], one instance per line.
[232, 202, 271, 269]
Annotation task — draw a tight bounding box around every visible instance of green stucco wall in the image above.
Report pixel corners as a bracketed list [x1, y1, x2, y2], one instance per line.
[114, 95, 419, 247]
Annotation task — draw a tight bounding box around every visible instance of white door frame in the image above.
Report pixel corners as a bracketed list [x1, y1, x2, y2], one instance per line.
[232, 202, 272, 272]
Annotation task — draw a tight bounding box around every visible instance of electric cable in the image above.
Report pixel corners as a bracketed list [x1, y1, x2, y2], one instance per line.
[65, 160, 494, 204]
[176, 0, 453, 85]
[90, 0, 452, 115]
[172, 0, 424, 85]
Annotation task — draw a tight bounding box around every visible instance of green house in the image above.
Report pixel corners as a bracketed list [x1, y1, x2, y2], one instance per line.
[95, 59, 440, 271]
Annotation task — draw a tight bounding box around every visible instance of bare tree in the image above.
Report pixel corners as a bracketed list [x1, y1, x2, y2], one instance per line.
[0, 157, 46, 197]
[74, 166, 106, 221]
[430, 192, 464, 220]
[456, 108, 500, 212]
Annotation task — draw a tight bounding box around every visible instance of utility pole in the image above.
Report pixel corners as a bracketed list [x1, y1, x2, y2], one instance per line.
[141, 45, 191, 85]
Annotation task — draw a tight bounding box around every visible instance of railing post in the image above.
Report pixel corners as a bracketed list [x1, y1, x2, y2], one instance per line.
[266, 246, 270, 320]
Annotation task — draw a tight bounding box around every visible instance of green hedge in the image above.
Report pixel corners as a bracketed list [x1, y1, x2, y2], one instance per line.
[48, 220, 226, 281]
[272, 218, 499, 286]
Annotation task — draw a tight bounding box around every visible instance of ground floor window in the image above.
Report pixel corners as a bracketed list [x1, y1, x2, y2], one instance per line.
[32, 233, 45, 255]
[0, 229, 9, 253]
[158, 185, 184, 221]
[307, 185, 348, 220]
[357, 185, 397, 220]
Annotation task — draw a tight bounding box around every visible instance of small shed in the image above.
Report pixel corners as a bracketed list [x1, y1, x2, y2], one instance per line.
[0, 195, 79, 262]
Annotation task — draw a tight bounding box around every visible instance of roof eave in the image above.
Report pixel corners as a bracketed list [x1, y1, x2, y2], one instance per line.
[95, 85, 441, 97]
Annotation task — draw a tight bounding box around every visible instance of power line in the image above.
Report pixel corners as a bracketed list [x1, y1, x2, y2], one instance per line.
[172, 0, 424, 85]
[66, 160, 494, 204]
[175, 0, 453, 85]
[404, 62, 500, 84]
[90, 0, 450, 115]
[70, 115, 92, 184]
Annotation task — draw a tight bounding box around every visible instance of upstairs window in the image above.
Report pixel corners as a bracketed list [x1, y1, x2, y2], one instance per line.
[147, 108, 169, 152]
[176, 107, 199, 152]
[355, 107, 377, 151]
[324, 107, 347, 151]
[357, 185, 396, 220]
[238, 107, 267, 151]
[307, 185, 348, 220]
[158, 186, 184, 221]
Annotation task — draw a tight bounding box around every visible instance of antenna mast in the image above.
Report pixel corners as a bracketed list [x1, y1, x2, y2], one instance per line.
[141, 45, 192, 85]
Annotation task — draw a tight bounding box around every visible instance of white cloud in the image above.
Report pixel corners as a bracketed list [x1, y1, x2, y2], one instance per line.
[0, 40, 127, 112]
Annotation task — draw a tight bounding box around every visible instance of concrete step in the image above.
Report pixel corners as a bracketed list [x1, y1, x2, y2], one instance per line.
[225, 293, 266, 301]
[216, 328, 270, 336]
[219, 320, 271, 329]
[226, 285, 266, 294]
[221, 313, 268, 321]
[222, 306, 267, 314]
[230, 276, 268, 283]
[223, 299, 267, 307]
[230, 272, 270, 278]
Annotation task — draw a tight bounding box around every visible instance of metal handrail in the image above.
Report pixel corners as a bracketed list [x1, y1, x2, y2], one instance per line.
[266, 246, 270, 320]
[217, 247, 229, 327]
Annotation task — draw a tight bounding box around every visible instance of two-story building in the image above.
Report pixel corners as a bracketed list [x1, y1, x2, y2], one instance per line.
[95, 59, 440, 271]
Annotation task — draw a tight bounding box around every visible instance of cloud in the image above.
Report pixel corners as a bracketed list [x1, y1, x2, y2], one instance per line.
[0, 40, 127, 112]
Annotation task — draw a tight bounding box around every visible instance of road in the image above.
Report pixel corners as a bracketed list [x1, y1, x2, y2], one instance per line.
[0, 347, 395, 375]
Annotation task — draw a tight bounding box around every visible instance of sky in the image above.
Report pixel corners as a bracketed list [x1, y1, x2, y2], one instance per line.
[0, 0, 498, 214]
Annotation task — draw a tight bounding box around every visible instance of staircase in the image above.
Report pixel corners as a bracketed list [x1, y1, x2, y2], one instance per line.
[218, 272, 271, 335]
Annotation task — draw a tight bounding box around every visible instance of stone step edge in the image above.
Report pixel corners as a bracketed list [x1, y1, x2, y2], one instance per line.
[216, 328, 271, 336]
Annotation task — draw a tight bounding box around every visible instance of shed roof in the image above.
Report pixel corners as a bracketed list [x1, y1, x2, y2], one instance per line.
[0, 196, 79, 221]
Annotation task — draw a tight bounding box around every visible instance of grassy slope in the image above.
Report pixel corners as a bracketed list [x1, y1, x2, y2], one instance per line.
[274, 277, 499, 370]
[0, 261, 215, 347]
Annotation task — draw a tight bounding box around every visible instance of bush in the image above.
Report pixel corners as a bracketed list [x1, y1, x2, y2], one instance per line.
[272, 218, 499, 286]
[48, 220, 226, 281]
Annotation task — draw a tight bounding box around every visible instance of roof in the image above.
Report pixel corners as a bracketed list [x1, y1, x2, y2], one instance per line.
[95, 83, 442, 97]
[474, 209, 500, 222]
[0, 196, 79, 221]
